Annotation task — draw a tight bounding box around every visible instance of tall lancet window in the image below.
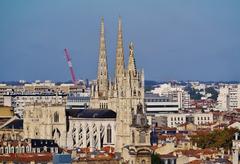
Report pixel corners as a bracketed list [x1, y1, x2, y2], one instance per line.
[139, 131, 146, 143]
[132, 131, 135, 144]
[54, 112, 59, 123]
[107, 125, 112, 143]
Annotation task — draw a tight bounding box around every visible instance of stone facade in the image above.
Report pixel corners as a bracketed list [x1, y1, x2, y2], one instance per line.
[122, 104, 152, 163]
[23, 105, 67, 147]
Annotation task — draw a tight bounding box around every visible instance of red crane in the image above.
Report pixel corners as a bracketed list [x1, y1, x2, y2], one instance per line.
[64, 48, 77, 85]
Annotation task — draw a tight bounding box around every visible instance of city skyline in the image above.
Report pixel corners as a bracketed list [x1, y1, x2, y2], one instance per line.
[1, 0, 240, 81]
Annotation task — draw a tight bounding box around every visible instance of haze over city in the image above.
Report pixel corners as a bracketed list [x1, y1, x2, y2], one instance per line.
[1, 0, 240, 81]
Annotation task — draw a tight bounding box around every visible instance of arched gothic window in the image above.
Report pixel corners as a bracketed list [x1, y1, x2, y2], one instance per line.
[54, 112, 59, 123]
[52, 128, 61, 145]
[107, 125, 112, 143]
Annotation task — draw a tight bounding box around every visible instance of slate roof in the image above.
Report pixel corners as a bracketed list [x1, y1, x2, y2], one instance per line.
[30, 139, 58, 148]
[3, 119, 23, 129]
[66, 109, 116, 118]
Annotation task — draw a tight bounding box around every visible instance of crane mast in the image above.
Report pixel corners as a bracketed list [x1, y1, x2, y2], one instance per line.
[64, 48, 77, 85]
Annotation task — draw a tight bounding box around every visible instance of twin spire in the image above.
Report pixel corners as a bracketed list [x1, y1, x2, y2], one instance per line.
[115, 17, 125, 82]
[97, 18, 108, 95]
[97, 17, 137, 91]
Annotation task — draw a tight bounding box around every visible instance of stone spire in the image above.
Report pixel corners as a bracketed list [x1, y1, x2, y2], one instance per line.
[128, 42, 137, 76]
[115, 17, 125, 81]
[97, 18, 108, 96]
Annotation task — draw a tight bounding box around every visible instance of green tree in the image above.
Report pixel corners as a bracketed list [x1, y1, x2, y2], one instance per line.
[185, 86, 202, 100]
[191, 128, 239, 150]
[151, 153, 160, 164]
[205, 87, 219, 101]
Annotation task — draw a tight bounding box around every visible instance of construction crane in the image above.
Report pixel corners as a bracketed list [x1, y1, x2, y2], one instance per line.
[64, 48, 77, 85]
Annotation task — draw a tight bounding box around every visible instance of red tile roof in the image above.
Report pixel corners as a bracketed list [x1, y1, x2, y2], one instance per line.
[0, 153, 52, 162]
[102, 146, 114, 153]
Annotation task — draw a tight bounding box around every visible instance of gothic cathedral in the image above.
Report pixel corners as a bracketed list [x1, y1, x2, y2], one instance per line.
[90, 17, 151, 160]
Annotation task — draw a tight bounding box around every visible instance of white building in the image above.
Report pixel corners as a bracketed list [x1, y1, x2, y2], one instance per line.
[151, 83, 190, 109]
[66, 89, 90, 110]
[191, 82, 206, 91]
[153, 112, 213, 128]
[145, 93, 179, 114]
[217, 84, 240, 111]
[66, 96, 90, 110]
[0, 84, 12, 106]
[4, 93, 67, 117]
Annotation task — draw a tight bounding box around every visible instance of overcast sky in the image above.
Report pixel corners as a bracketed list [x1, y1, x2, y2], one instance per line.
[1, 0, 240, 82]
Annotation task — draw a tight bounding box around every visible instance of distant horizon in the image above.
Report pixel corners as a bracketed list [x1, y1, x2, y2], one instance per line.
[1, 1, 240, 81]
[1, 79, 240, 84]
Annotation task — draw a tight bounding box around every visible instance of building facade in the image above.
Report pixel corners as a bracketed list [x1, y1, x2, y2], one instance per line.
[23, 105, 67, 147]
[217, 84, 240, 111]
[145, 93, 180, 114]
[66, 109, 116, 150]
[151, 83, 190, 110]
[4, 93, 67, 117]
[153, 113, 213, 128]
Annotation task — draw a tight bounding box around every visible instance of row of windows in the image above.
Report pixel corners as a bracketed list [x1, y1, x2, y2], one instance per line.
[145, 99, 169, 102]
[15, 96, 63, 100]
[100, 103, 108, 109]
[0, 146, 31, 154]
[197, 121, 210, 125]
[171, 117, 184, 121]
[171, 120, 211, 125]
[170, 116, 211, 122]
[68, 99, 89, 102]
[0, 146, 59, 154]
[171, 121, 184, 125]
[197, 117, 210, 121]
[147, 105, 178, 108]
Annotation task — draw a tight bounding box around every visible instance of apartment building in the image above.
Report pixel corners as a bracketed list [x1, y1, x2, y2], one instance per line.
[217, 84, 240, 111]
[153, 112, 213, 128]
